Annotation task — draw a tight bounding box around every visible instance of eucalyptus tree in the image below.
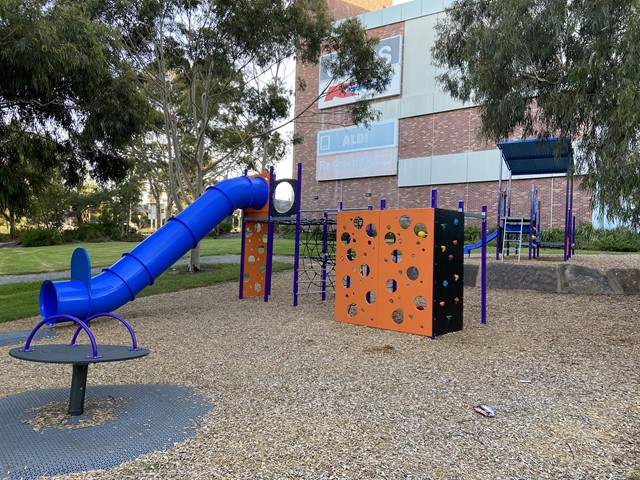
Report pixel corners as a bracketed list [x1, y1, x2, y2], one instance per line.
[432, 0, 640, 227]
[0, 0, 151, 239]
[94, 0, 392, 270]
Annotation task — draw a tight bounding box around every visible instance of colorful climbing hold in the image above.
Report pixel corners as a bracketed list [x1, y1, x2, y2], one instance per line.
[441, 245, 446, 252]
[453, 274, 459, 281]
[443, 280, 449, 287]
[454, 297, 460, 304]
[453, 218, 459, 225]
[439, 301, 445, 307]
[452, 239, 458, 245]
[448, 254, 453, 261]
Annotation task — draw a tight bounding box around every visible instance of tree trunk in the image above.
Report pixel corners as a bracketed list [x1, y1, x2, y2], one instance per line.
[3, 210, 18, 240]
[189, 242, 201, 272]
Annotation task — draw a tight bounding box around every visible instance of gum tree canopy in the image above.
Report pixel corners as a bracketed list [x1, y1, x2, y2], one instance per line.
[432, 0, 640, 227]
[0, 0, 150, 237]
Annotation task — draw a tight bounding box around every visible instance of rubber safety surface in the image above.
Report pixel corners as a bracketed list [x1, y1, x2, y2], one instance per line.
[0, 384, 212, 479]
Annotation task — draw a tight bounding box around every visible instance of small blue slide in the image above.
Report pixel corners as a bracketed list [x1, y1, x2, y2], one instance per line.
[39, 175, 269, 322]
[463, 230, 498, 255]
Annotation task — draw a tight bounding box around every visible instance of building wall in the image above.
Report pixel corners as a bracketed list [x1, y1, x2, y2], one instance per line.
[292, 0, 592, 230]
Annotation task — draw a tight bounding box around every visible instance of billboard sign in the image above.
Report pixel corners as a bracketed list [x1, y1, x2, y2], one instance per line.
[316, 120, 398, 181]
[318, 35, 402, 109]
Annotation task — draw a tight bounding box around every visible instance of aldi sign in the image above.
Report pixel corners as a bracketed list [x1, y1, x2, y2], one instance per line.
[318, 35, 402, 109]
[316, 120, 398, 181]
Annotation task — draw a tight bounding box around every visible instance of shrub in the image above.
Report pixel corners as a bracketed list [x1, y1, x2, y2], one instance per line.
[62, 223, 121, 243]
[20, 228, 63, 247]
[539, 227, 565, 244]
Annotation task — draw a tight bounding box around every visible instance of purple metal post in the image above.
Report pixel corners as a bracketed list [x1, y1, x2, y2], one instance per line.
[293, 163, 303, 307]
[380, 199, 386, 210]
[264, 167, 276, 302]
[238, 170, 249, 299]
[321, 211, 329, 302]
[572, 215, 576, 256]
[431, 189, 437, 208]
[458, 201, 464, 212]
[564, 172, 571, 261]
[481, 205, 488, 325]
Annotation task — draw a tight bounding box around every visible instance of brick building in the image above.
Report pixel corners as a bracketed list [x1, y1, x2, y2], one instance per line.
[292, 0, 592, 229]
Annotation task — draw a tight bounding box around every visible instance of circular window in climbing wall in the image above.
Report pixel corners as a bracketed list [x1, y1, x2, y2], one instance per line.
[366, 291, 376, 304]
[384, 232, 396, 246]
[391, 308, 404, 325]
[347, 303, 358, 317]
[353, 216, 364, 229]
[391, 249, 403, 263]
[366, 223, 378, 238]
[342, 275, 351, 288]
[346, 248, 357, 261]
[399, 215, 412, 229]
[414, 296, 427, 310]
[407, 266, 419, 281]
[341, 232, 351, 245]
[385, 278, 398, 293]
[360, 264, 370, 277]
[414, 223, 427, 238]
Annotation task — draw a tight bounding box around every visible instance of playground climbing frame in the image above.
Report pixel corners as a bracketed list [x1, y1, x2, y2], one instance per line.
[335, 208, 464, 338]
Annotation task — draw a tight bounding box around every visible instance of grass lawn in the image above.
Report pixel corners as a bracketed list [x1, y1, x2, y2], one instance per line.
[0, 262, 293, 324]
[0, 237, 296, 276]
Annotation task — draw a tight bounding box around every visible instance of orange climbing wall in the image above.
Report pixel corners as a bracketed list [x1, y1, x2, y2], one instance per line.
[335, 210, 381, 329]
[242, 173, 270, 297]
[335, 208, 464, 337]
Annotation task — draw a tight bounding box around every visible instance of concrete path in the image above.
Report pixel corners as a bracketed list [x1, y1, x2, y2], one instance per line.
[0, 255, 294, 286]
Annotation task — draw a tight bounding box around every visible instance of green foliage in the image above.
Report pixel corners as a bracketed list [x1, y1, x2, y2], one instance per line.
[464, 225, 481, 243]
[62, 223, 122, 243]
[0, 0, 152, 237]
[432, 0, 640, 227]
[20, 229, 63, 247]
[277, 224, 297, 239]
[539, 227, 565, 244]
[585, 228, 640, 253]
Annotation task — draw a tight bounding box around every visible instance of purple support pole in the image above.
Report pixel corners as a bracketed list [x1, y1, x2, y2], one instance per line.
[264, 167, 276, 302]
[380, 199, 386, 210]
[293, 163, 303, 307]
[239, 169, 249, 299]
[239, 215, 247, 300]
[338, 201, 343, 211]
[321, 211, 329, 302]
[431, 189, 438, 208]
[458, 201, 464, 212]
[481, 205, 488, 325]
[564, 174, 571, 261]
[572, 215, 576, 256]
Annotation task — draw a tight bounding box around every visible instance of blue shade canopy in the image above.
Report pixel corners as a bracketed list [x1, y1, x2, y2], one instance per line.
[497, 138, 573, 176]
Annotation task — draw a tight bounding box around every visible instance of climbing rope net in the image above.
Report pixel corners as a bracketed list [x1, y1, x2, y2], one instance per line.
[295, 216, 337, 301]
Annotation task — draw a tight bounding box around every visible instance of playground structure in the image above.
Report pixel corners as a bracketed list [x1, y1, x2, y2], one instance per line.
[10, 175, 271, 415]
[10, 165, 493, 414]
[335, 208, 464, 338]
[495, 138, 576, 261]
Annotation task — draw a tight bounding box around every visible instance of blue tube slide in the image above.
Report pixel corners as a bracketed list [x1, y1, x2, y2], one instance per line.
[39, 175, 269, 321]
[463, 229, 498, 255]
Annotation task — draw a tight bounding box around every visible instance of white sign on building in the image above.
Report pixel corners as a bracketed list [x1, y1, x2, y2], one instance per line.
[316, 120, 399, 181]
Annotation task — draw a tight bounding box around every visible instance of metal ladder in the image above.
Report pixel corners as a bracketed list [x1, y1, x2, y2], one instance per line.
[501, 217, 527, 261]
